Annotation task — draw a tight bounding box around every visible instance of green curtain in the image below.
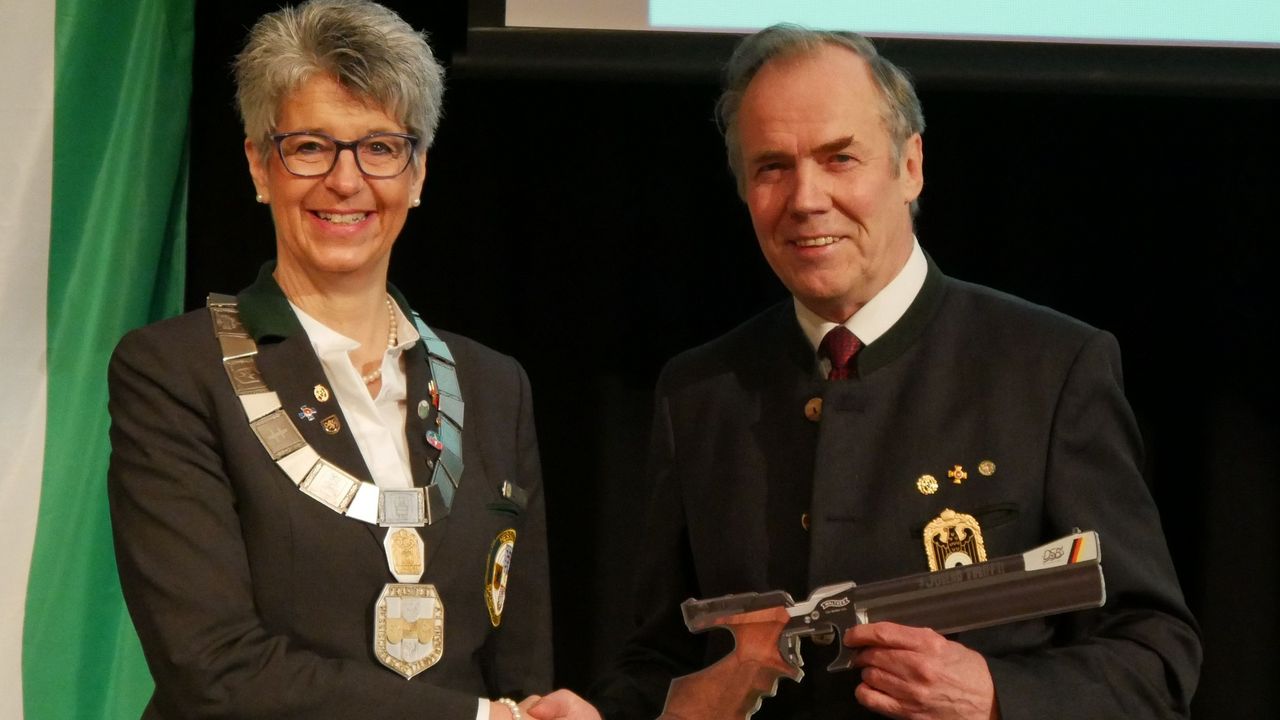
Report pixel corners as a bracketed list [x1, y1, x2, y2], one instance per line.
[23, 0, 192, 716]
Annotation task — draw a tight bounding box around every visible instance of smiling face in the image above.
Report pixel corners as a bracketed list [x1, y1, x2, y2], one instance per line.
[246, 74, 425, 286]
[738, 44, 923, 323]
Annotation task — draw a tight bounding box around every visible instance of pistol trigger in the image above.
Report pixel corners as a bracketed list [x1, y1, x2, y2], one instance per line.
[779, 632, 805, 669]
[828, 643, 858, 673]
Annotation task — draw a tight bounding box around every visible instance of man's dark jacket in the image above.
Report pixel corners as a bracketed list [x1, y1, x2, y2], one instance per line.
[593, 260, 1201, 719]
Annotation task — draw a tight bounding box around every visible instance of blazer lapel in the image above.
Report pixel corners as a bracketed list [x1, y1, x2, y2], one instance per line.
[236, 265, 381, 551]
[237, 264, 374, 483]
[253, 334, 374, 483]
[236, 266, 456, 574]
[402, 337, 449, 571]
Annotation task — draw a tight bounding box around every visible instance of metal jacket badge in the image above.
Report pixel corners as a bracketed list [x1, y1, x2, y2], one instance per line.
[923, 508, 988, 571]
[374, 583, 444, 679]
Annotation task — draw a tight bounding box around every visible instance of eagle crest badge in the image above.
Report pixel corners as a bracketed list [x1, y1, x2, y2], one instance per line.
[923, 508, 988, 571]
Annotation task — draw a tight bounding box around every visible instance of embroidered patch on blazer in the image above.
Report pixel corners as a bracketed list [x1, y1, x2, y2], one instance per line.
[485, 529, 517, 627]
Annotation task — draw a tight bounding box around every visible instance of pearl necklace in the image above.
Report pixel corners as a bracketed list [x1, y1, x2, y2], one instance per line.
[361, 296, 397, 385]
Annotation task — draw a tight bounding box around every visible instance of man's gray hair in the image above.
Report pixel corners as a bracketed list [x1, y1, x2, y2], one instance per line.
[716, 24, 925, 197]
[234, 0, 445, 161]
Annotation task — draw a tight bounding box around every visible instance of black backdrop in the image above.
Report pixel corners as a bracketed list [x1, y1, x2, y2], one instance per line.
[189, 3, 1278, 715]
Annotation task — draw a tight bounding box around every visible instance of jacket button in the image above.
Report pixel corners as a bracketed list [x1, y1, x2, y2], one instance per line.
[804, 397, 823, 422]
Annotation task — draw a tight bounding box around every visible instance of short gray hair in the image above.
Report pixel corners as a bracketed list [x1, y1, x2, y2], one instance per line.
[234, 0, 445, 161]
[717, 24, 925, 197]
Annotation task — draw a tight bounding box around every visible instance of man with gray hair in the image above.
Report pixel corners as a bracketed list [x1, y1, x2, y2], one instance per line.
[535, 23, 1200, 720]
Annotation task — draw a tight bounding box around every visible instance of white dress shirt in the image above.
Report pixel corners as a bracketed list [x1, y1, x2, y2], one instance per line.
[291, 300, 420, 490]
[290, 301, 493, 720]
[794, 237, 928, 376]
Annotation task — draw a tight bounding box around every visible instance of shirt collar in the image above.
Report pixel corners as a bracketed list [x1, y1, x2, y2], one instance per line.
[289, 298, 421, 359]
[794, 236, 928, 352]
[236, 260, 423, 352]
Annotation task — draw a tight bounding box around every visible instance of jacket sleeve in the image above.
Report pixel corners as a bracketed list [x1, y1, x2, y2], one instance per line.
[482, 357, 554, 697]
[107, 324, 485, 720]
[985, 330, 1202, 719]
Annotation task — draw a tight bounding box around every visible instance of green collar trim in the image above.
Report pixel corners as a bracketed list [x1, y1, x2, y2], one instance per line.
[236, 261, 414, 343]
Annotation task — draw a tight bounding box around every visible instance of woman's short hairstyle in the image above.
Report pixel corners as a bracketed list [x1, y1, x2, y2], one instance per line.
[716, 24, 925, 198]
[234, 0, 445, 160]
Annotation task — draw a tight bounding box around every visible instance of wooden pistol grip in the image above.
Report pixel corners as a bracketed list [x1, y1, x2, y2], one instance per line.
[659, 607, 798, 720]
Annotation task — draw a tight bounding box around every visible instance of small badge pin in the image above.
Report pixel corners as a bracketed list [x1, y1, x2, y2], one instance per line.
[428, 379, 440, 409]
[321, 414, 341, 435]
[297, 405, 318, 422]
[978, 460, 996, 476]
[916, 474, 938, 495]
[948, 465, 968, 485]
[417, 399, 431, 420]
[314, 384, 331, 403]
[425, 430, 443, 450]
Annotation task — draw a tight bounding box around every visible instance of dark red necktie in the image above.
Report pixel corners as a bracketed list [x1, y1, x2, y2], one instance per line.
[820, 326, 862, 380]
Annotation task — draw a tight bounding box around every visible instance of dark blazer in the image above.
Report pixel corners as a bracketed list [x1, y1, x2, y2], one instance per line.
[593, 260, 1200, 719]
[108, 266, 551, 719]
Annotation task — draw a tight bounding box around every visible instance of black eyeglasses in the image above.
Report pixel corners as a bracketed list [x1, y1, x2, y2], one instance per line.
[270, 131, 420, 178]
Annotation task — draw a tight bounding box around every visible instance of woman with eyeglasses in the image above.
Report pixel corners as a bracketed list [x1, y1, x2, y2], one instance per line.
[107, 2, 550, 718]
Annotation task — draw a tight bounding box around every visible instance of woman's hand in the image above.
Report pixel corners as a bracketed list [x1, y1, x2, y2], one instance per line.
[525, 689, 603, 720]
